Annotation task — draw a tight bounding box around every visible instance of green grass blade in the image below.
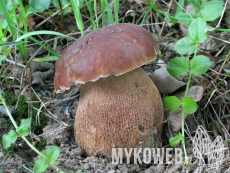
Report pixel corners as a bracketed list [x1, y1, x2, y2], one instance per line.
[216, 28, 230, 32]
[114, 0, 119, 23]
[0, 49, 11, 74]
[94, 0, 99, 29]
[104, 0, 115, 24]
[84, 0, 95, 31]
[0, 25, 3, 39]
[18, 0, 28, 53]
[141, 0, 172, 31]
[11, 0, 19, 26]
[0, 0, 26, 57]
[0, 41, 29, 47]
[153, 6, 172, 30]
[13, 26, 60, 58]
[32, 56, 59, 62]
[141, 0, 157, 26]
[10, 0, 28, 58]
[69, 0, 84, 36]
[0, 0, 16, 36]
[101, 0, 105, 27]
[15, 30, 77, 41]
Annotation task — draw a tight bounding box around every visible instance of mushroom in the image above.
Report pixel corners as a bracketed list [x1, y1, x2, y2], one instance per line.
[54, 23, 164, 157]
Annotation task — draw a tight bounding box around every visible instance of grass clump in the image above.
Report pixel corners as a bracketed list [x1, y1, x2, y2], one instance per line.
[4, 92, 48, 135]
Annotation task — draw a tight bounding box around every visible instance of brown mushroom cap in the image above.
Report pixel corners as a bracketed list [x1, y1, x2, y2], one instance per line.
[54, 23, 159, 93]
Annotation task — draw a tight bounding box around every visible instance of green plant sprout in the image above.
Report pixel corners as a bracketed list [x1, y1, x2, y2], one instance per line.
[164, 0, 225, 166]
[0, 0, 77, 64]
[0, 0, 120, 63]
[0, 91, 64, 173]
[69, 0, 84, 36]
[0, 0, 31, 67]
[6, 94, 48, 135]
[0, 28, 78, 63]
[69, 0, 119, 34]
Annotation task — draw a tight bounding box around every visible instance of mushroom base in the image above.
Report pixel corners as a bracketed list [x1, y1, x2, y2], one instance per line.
[74, 67, 164, 158]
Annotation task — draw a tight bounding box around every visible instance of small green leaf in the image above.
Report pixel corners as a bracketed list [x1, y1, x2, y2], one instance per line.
[32, 56, 59, 62]
[27, 7, 44, 13]
[29, 0, 51, 10]
[0, 55, 6, 65]
[190, 55, 212, 75]
[44, 146, 60, 164]
[167, 57, 189, 77]
[200, 5, 224, 22]
[164, 96, 182, 111]
[0, 19, 7, 29]
[16, 118, 31, 137]
[174, 37, 197, 55]
[34, 158, 49, 173]
[175, 12, 198, 25]
[201, 0, 224, 9]
[169, 133, 183, 147]
[2, 130, 18, 149]
[187, 0, 201, 10]
[6, 0, 19, 11]
[170, 0, 185, 23]
[188, 17, 208, 43]
[182, 97, 198, 114]
[12, 25, 60, 58]
[164, 11, 171, 22]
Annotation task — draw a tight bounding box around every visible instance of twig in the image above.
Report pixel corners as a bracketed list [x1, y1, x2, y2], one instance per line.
[32, 126, 68, 138]
[5, 58, 26, 68]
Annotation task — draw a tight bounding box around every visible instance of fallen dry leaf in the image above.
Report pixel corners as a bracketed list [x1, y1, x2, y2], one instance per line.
[151, 60, 186, 93]
[174, 86, 205, 102]
[27, 16, 35, 29]
[168, 108, 187, 132]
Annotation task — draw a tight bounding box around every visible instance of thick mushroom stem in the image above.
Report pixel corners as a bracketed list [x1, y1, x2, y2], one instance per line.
[74, 67, 163, 157]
